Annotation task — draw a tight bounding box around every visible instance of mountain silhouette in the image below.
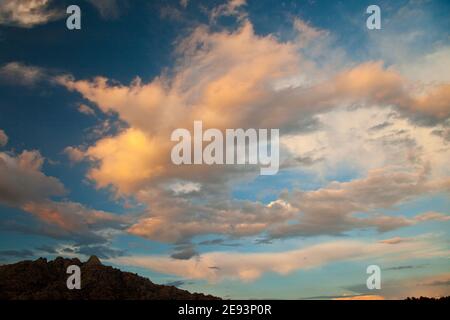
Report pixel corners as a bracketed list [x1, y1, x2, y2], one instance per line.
[0, 256, 220, 300]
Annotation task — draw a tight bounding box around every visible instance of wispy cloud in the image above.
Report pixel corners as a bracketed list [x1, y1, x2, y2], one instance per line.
[113, 236, 447, 283]
[0, 62, 46, 86]
[0, 148, 130, 244]
[0, 0, 63, 28]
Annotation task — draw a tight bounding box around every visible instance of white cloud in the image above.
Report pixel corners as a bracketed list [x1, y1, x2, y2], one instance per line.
[170, 181, 201, 195]
[282, 106, 450, 178]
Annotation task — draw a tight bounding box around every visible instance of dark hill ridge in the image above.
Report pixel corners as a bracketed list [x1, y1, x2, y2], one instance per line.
[0, 256, 220, 300]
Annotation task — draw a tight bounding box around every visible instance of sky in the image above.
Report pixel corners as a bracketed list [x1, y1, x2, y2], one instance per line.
[0, 0, 449, 300]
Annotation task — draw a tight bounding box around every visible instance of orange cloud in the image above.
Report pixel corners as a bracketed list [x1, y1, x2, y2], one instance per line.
[378, 237, 412, 245]
[0, 148, 129, 243]
[84, 127, 166, 194]
[56, 18, 450, 243]
[0, 129, 8, 147]
[22, 200, 128, 234]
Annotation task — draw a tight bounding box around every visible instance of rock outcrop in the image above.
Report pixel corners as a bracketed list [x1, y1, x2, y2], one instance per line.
[0, 256, 220, 300]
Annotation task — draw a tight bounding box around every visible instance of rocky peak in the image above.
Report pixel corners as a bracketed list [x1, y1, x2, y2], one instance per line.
[85, 255, 102, 266]
[85, 256, 102, 266]
[0, 256, 220, 300]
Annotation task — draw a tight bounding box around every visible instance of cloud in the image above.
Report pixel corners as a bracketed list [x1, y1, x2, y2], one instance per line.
[79, 127, 162, 194]
[32, 243, 126, 259]
[0, 62, 45, 86]
[281, 106, 450, 179]
[414, 211, 450, 222]
[170, 181, 201, 195]
[419, 279, 450, 287]
[74, 244, 125, 259]
[113, 237, 445, 282]
[170, 244, 198, 260]
[432, 127, 450, 142]
[325, 61, 450, 119]
[58, 115, 449, 243]
[55, 17, 450, 243]
[126, 193, 295, 242]
[0, 1, 447, 299]
[21, 200, 129, 238]
[0, 150, 66, 207]
[210, 0, 247, 22]
[269, 167, 450, 239]
[365, 1, 450, 84]
[198, 239, 225, 246]
[0, 149, 130, 244]
[57, 20, 450, 182]
[198, 238, 241, 247]
[78, 104, 96, 116]
[378, 237, 412, 245]
[400, 46, 450, 83]
[35, 245, 57, 254]
[64, 146, 86, 163]
[293, 18, 329, 47]
[164, 280, 192, 287]
[0, 0, 63, 28]
[384, 264, 426, 271]
[1, 200, 130, 245]
[0, 130, 7, 147]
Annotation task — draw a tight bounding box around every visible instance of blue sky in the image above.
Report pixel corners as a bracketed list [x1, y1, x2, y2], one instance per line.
[0, 0, 449, 299]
